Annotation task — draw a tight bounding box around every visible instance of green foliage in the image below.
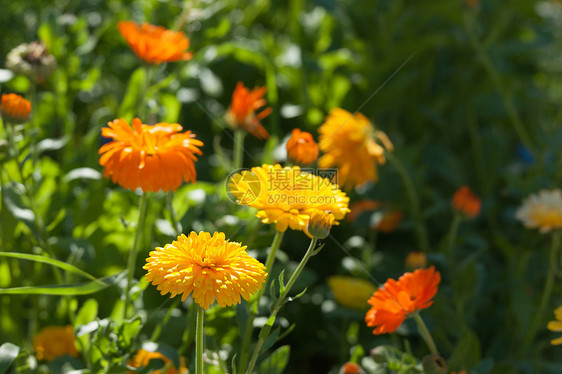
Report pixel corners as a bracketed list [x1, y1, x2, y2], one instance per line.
[1, 0, 562, 373]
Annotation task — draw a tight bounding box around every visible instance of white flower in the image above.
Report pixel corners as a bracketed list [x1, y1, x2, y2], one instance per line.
[515, 189, 562, 233]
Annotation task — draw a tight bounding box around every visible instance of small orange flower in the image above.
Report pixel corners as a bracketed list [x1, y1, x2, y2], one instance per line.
[341, 362, 363, 374]
[99, 118, 203, 192]
[405, 251, 427, 270]
[286, 128, 319, 165]
[452, 186, 481, 218]
[373, 210, 403, 233]
[1, 93, 31, 123]
[365, 267, 441, 335]
[128, 349, 187, 374]
[118, 21, 192, 64]
[33, 326, 79, 361]
[226, 82, 271, 139]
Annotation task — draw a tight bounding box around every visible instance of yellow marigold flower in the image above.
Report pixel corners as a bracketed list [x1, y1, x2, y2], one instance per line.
[318, 108, 393, 189]
[547, 306, 562, 345]
[128, 349, 187, 374]
[98, 118, 203, 193]
[229, 164, 350, 232]
[405, 251, 427, 270]
[328, 276, 376, 310]
[515, 189, 562, 233]
[286, 128, 319, 165]
[144, 232, 267, 310]
[33, 326, 79, 362]
[306, 210, 334, 239]
[118, 21, 192, 64]
[1, 93, 31, 124]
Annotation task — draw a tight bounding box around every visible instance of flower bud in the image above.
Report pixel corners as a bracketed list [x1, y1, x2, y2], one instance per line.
[306, 210, 334, 239]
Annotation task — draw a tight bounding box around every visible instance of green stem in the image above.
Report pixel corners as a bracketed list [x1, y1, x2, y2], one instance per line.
[166, 191, 181, 236]
[123, 192, 149, 320]
[233, 130, 246, 170]
[413, 312, 439, 355]
[5, 121, 62, 283]
[29, 81, 39, 168]
[464, 15, 534, 153]
[196, 306, 205, 374]
[238, 230, 285, 373]
[522, 231, 561, 349]
[386, 152, 429, 252]
[446, 214, 462, 262]
[245, 237, 318, 374]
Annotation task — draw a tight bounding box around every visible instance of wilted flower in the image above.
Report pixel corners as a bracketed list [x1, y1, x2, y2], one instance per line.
[452, 186, 481, 218]
[128, 349, 187, 374]
[229, 164, 349, 232]
[365, 267, 441, 334]
[1, 93, 31, 124]
[328, 276, 377, 310]
[6, 41, 56, 83]
[405, 251, 427, 270]
[33, 326, 78, 361]
[286, 128, 319, 165]
[318, 108, 393, 189]
[98, 118, 203, 192]
[515, 189, 562, 233]
[118, 21, 192, 64]
[226, 82, 271, 139]
[144, 232, 267, 310]
[547, 306, 562, 345]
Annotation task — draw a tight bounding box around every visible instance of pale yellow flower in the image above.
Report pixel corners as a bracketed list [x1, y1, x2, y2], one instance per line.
[328, 276, 376, 310]
[515, 189, 562, 233]
[547, 306, 562, 345]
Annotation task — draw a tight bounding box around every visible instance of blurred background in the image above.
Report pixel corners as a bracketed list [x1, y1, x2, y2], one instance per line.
[1, 0, 562, 373]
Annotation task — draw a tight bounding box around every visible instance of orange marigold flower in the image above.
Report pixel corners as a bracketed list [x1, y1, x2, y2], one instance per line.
[33, 326, 79, 362]
[144, 231, 267, 310]
[452, 186, 481, 218]
[373, 210, 403, 233]
[128, 349, 187, 374]
[318, 108, 393, 189]
[286, 128, 319, 165]
[226, 82, 271, 140]
[228, 164, 349, 232]
[118, 21, 192, 64]
[405, 251, 427, 270]
[1, 93, 31, 123]
[365, 266, 441, 335]
[340, 362, 363, 374]
[547, 306, 562, 345]
[98, 118, 203, 192]
[515, 189, 562, 233]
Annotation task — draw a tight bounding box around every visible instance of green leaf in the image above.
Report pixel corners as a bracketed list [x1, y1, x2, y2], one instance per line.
[0, 271, 124, 296]
[278, 270, 286, 295]
[118, 67, 146, 120]
[448, 329, 481, 370]
[0, 252, 102, 283]
[63, 167, 102, 182]
[75, 299, 99, 326]
[36, 136, 70, 154]
[0, 343, 20, 374]
[258, 345, 290, 374]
